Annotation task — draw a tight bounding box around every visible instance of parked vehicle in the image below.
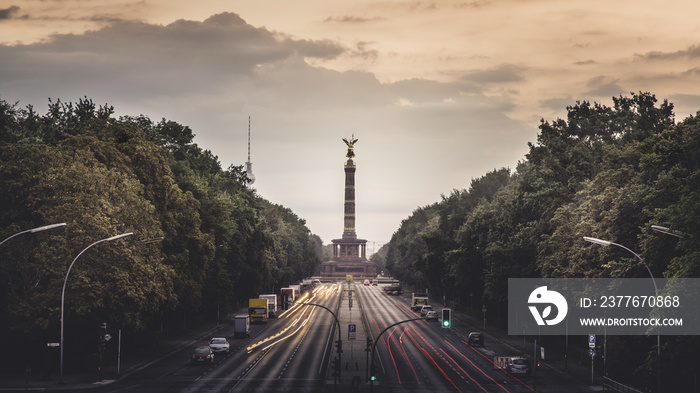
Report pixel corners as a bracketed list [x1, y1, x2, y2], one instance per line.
[419, 305, 434, 317]
[191, 346, 214, 364]
[259, 294, 277, 318]
[209, 337, 230, 354]
[467, 332, 484, 346]
[233, 314, 250, 338]
[411, 292, 429, 311]
[249, 298, 269, 323]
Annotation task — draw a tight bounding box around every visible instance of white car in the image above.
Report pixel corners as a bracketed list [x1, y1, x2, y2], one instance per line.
[424, 310, 439, 321]
[209, 337, 230, 354]
[419, 305, 434, 317]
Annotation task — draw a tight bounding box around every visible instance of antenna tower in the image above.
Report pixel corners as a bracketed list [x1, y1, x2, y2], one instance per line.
[245, 116, 255, 185]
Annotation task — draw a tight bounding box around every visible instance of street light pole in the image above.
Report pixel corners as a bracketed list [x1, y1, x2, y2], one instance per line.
[583, 236, 660, 391]
[59, 232, 133, 384]
[0, 223, 66, 246]
[651, 225, 686, 239]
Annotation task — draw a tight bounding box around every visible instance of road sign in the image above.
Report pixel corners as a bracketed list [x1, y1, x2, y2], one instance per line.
[588, 347, 596, 357]
[348, 323, 356, 340]
[47, 343, 59, 347]
[588, 334, 595, 348]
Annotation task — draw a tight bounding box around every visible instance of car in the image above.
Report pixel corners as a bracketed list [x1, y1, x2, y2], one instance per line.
[384, 284, 403, 295]
[507, 357, 531, 376]
[191, 346, 214, 364]
[364, 279, 370, 286]
[467, 332, 484, 346]
[209, 337, 230, 354]
[419, 305, 434, 317]
[424, 310, 439, 321]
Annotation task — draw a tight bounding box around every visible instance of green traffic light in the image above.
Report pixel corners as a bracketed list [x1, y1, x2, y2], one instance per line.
[443, 320, 450, 327]
[370, 375, 377, 381]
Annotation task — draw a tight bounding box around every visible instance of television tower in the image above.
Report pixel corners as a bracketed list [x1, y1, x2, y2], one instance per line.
[245, 116, 255, 186]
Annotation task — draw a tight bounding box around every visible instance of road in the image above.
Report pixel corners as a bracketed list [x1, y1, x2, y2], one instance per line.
[84, 281, 593, 393]
[94, 284, 340, 393]
[360, 283, 538, 393]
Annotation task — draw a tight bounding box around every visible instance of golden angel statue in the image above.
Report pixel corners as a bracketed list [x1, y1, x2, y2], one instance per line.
[342, 134, 358, 158]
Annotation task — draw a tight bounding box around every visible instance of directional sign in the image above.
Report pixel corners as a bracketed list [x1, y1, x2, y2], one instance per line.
[588, 334, 596, 348]
[588, 347, 596, 357]
[348, 323, 356, 340]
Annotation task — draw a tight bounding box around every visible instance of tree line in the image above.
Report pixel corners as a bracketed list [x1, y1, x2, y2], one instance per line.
[381, 92, 700, 390]
[0, 97, 322, 372]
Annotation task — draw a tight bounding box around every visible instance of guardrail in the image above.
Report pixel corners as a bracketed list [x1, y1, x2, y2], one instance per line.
[603, 377, 644, 393]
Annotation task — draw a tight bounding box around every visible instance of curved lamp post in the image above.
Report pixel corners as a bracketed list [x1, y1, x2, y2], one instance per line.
[583, 235, 660, 390]
[59, 232, 133, 383]
[0, 223, 67, 247]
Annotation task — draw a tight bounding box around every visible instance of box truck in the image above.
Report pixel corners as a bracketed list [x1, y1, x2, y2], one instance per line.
[233, 314, 250, 338]
[259, 294, 277, 318]
[249, 298, 268, 323]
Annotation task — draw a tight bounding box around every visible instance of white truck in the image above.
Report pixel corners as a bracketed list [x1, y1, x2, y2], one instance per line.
[233, 314, 250, 338]
[411, 292, 429, 311]
[259, 294, 277, 318]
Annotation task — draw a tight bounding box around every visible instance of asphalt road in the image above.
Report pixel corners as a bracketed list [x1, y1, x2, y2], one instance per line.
[23, 281, 596, 393]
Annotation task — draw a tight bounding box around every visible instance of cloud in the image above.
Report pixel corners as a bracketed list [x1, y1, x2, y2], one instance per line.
[584, 75, 625, 97]
[540, 95, 575, 112]
[0, 12, 349, 100]
[324, 15, 385, 24]
[460, 64, 524, 84]
[0, 5, 21, 20]
[636, 44, 700, 61]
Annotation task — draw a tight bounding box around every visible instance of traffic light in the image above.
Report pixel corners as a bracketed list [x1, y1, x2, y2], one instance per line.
[442, 308, 452, 328]
[369, 364, 377, 381]
[335, 339, 343, 353]
[332, 357, 340, 377]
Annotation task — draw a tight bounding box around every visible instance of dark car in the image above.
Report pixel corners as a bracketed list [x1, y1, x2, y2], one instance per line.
[467, 332, 484, 346]
[191, 346, 214, 364]
[384, 284, 403, 296]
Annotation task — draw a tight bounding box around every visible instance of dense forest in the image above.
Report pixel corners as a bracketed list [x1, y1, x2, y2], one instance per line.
[383, 92, 700, 390]
[0, 97, 322, 372]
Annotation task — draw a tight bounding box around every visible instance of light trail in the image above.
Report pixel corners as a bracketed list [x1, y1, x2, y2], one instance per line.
[443, 340, 512, 392]
[461, 340, 536, 392]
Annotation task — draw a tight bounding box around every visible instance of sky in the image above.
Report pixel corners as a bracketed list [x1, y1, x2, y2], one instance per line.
[2, 1, 700, 250]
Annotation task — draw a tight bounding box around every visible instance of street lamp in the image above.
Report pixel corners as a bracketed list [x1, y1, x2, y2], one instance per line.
[59, 232, 133, 384]
[0, 223, 67, 246]
[583, 237, 658, 293]
[651, 225, 686, 239]
[583, 235, 660, 390]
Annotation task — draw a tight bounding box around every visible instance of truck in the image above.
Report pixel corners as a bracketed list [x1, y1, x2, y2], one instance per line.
[411, 292, 429, 311]
[259, 294, 277, 318]
[233, 314, 250, 338]
[289, 285, 301, 298]
[249, 298, 269, 324]
[281, 287, 295, 310]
